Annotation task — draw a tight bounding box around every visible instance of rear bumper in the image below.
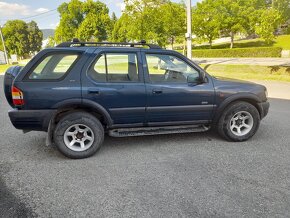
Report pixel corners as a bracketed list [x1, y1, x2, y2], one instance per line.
[8, 109, 56, 131]
[258, 101, 270, 119]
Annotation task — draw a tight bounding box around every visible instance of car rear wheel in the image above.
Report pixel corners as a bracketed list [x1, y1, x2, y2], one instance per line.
[217, 101, 260, 141]
[54, 112, 104, 159]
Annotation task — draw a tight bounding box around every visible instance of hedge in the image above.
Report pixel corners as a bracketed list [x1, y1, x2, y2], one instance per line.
[177, 47, 282, 58]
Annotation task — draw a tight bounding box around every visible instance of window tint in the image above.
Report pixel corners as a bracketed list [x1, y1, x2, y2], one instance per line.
[89, 53, 139, 82]
[146, 54, 199, 83]
[29, 54, 78, 80]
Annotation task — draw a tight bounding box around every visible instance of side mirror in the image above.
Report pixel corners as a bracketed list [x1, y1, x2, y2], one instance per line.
[187, 74, 204, 84]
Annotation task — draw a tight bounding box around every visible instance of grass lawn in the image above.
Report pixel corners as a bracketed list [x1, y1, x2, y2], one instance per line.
[0, 59, 31, 74]
[191, 35, 290, 50]
[0, 64, 14, 74]
[202, 64, 290, 82]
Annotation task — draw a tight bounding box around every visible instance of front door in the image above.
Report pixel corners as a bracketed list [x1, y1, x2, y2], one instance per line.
[82, 48, 146, 125]
[143, 51, 215, 125]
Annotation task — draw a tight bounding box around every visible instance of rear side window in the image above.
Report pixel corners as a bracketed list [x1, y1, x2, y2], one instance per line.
[88, 53, 139, 82]
[28, 53, 79, 80]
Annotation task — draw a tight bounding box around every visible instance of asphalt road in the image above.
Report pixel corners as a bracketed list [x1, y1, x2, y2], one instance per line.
[1, 76, 290, 217]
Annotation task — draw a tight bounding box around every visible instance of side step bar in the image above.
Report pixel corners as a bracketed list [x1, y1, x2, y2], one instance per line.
[108, 125, 210, 137]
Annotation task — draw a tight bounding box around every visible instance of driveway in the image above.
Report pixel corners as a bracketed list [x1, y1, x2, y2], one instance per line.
[193, 58, 290, 66]
[1, 76, 290, 217]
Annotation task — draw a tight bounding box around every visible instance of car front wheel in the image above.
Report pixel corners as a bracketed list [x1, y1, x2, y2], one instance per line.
[217, 101, 260, 141]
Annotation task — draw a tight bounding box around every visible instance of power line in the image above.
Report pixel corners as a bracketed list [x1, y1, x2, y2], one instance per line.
[0, 8, 57, 22]
[19, 8, 58, 20]
[22, 11, 58, 21]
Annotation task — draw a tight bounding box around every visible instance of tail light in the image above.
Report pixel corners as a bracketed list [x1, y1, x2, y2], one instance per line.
[12, 86, 24, 106]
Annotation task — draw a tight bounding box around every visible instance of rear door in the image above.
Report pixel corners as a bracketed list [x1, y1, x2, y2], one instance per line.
[81, 48, 146, 125]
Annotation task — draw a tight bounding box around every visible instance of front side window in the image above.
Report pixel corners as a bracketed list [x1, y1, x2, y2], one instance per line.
[89, 53, 139, 82]
[28, 53, 79, 80]
[146, 54, 199, 83]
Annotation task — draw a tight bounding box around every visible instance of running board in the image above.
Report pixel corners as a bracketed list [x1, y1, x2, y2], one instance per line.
[108, 125, 210, 137]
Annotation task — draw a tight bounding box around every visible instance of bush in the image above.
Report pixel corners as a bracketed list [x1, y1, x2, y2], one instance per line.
[177, 47, 282, 58]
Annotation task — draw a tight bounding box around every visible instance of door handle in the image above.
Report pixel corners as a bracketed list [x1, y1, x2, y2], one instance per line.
[152, 89, 163, 94]
[88, 89, 100, 95]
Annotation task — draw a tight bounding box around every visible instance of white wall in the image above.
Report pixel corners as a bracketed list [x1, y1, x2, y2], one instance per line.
[0, 51, 6, 64]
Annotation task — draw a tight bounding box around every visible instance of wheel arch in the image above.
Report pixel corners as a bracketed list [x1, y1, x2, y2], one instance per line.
[213, 93, 262, 123]
[51, 99, 113, 127]
[46, 99, 113, 146]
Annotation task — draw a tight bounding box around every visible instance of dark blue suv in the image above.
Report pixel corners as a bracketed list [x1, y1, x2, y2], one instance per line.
[4, 40, 269, 159]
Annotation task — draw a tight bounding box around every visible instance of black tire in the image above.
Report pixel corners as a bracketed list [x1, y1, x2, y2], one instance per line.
[217, 101, 260, 142]
[53, 112, 104, 159]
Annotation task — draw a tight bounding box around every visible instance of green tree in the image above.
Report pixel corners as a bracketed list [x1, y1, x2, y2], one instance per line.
[111, 12, 118, 25]
[255, 8, 281, 44]
[114, 0, 185, 47]
[122, 0, 167, 44]
[271, 0, 290, 22]
[45, 36, 56, 48]
[0, 39, 3, 51]
[215, 0, 253, 49]
[111, 13, 131, 42]
[77, 13, 111, 41]
[2, 20, 30, 58]
[55, 0, 112, 43]
[192, 0, 220, 48]
[161, 2, 185, 49]
[2, 20, 43, 58]
[27, 21, 43, 53]
[54, 0, 84, 42]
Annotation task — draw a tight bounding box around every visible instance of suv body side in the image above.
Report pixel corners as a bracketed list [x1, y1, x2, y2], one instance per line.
[7, 47, 269, 133]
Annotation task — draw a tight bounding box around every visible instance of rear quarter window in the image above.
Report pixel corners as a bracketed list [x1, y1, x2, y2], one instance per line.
[26, 53, 79, 80]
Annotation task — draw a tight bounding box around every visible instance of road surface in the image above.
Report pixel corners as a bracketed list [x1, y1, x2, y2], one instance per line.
[1, 76, 290, 217]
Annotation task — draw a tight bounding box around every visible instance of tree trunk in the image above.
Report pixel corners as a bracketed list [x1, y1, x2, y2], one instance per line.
[230, 32, 234, 49]
[171, 37, 174, 50]
[209, 39, 212, 49]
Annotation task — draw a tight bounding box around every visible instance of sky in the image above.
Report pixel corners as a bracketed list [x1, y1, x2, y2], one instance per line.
[0, 0, 199, 29]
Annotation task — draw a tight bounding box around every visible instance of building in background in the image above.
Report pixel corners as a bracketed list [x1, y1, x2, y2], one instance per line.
[0, 50, 6, 64]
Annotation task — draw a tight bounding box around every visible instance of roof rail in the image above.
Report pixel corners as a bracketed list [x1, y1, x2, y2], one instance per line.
[56, 39, 161, 49]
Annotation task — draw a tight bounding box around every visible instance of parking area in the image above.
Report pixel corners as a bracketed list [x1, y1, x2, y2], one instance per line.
[1, 76, 290, 217]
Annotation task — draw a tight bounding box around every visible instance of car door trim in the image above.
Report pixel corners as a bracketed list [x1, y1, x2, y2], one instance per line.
[147, 105, 215, 112]
[109, 107, 146, 114]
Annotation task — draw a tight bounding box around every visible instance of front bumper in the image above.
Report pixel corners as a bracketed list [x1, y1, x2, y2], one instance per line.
[8, 109, 56, 131]
[258, 101, 270, 119]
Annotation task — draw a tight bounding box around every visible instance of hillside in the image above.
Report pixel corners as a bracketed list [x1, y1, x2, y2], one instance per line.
[41, 29, 55, 40]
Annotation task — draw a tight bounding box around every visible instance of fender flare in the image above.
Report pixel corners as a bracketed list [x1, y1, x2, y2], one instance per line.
[213, 93, 262, 123]
[51, 98, 113, 126]
[46, 99, 113, 146]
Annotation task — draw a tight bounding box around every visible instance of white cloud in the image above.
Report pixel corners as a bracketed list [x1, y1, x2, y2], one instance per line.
[35, 8, 49, 13]
[116, 2, 125, 11]
[0, 1, 30, 17]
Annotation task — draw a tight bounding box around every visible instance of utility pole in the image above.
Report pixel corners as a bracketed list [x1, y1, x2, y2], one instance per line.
[0, 25, 9, 64]
[186, 0, 192, 59]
